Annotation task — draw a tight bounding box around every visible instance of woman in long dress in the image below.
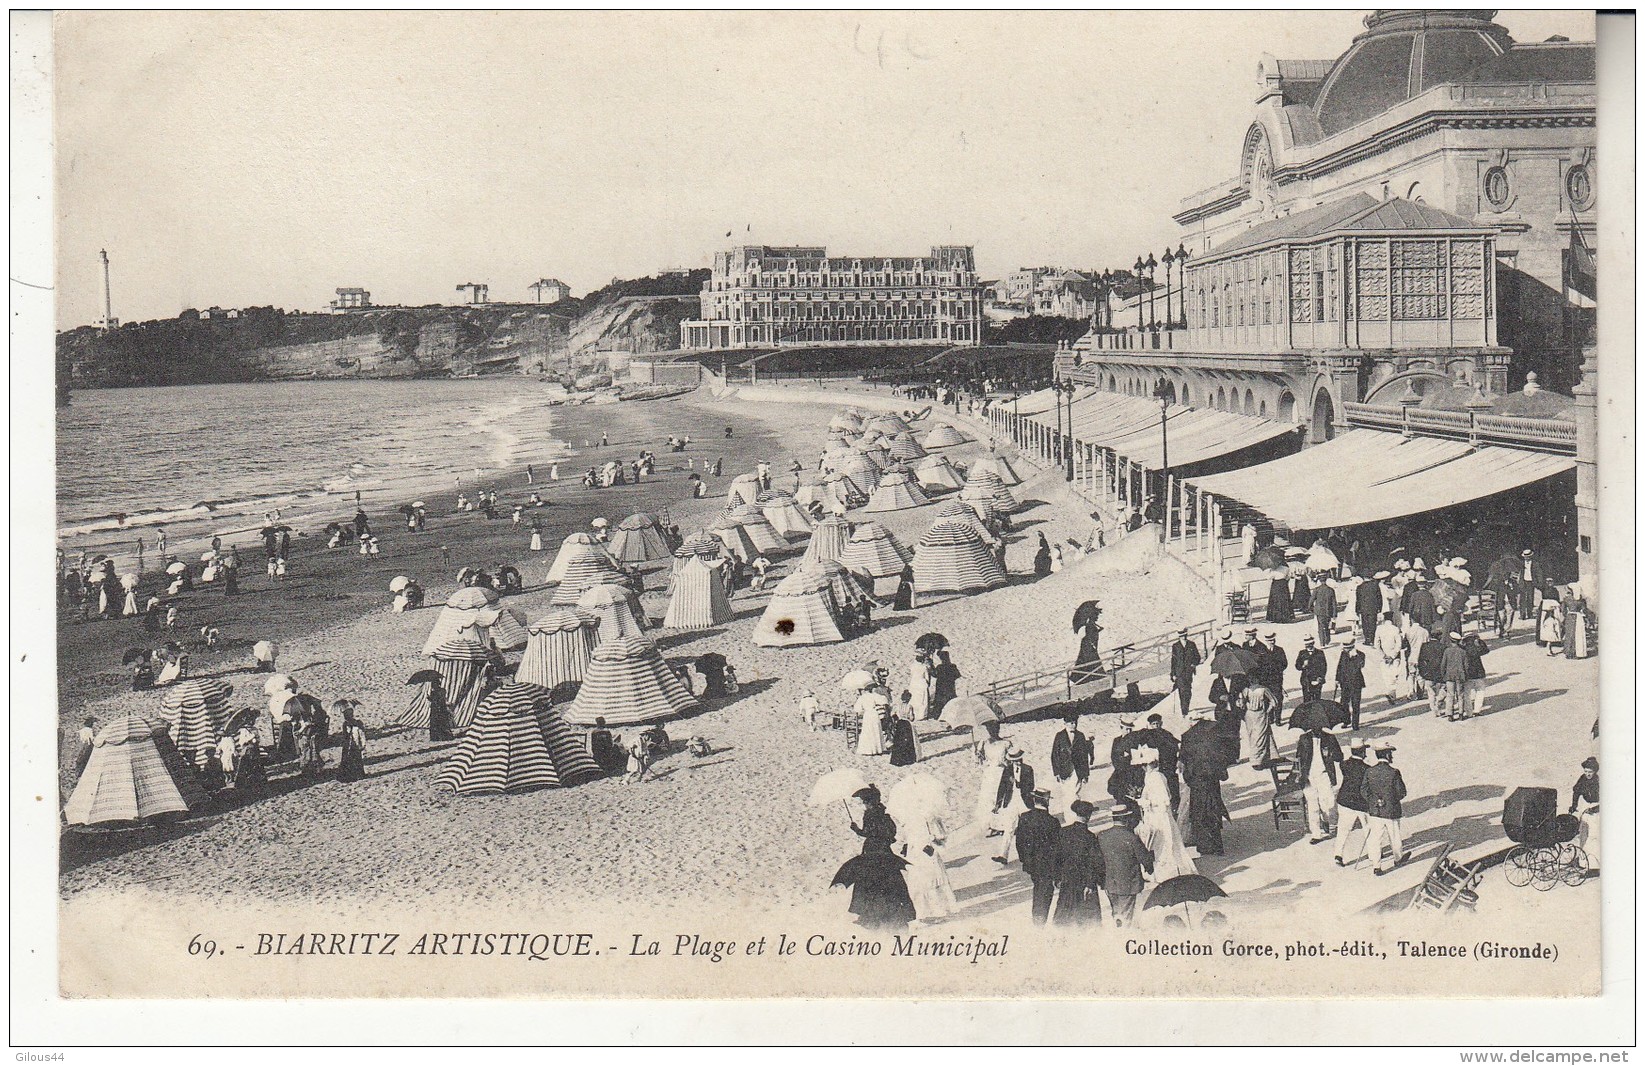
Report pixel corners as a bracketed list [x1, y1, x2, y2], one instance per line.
[901, 814, 958, 923]
[854, 689, 889, 757]
[907, 653, 932, 721]
[1134, 745, 1195, 881]
[929, 649, 960, 717]
[1537, 593, 1563, 653]
[973, 723, 1009, 827]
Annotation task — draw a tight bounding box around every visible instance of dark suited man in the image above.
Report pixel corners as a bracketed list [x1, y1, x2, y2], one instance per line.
[1355, 571, 1385, 645]
[1013, 790, 1061, 924]
[1252, 629, 1289, 717]
[1095, 803, 1155, 927]
[1106, 715, 1145, 802]
[1052, 800, 1105, 926]
[1295, 634, 1328, 702]
[1130, 713, 1181, 812]
[1309, 579, 1338, 649]
[1180, 708, 1232, 855]
[1050, 712, 1094, 814]
[1333, 635, 1368, 729]
[1169, 629, 1202, 715]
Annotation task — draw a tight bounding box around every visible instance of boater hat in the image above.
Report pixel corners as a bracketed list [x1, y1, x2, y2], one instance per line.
[1522, 549, 1535, 557]
[1303, 635, 1316, 645]
[1374, 570, 1392, 579]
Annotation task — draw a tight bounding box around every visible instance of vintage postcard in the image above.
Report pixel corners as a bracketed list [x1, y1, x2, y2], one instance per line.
[20, 7, 1634, 1027]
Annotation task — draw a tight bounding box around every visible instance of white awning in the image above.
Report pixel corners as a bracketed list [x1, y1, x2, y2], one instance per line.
[1187, 430, 1575, 530]
[1031, 393, 1296, 469]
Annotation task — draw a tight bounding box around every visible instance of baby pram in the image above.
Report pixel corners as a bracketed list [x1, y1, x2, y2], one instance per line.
[1502, 786, 1587, 890]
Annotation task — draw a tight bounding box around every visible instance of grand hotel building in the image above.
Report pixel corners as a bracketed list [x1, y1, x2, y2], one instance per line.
[679, 245, 984, 350]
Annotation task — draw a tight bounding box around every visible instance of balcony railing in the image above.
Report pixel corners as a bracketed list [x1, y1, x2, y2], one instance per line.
[1342, 401, 1576, 454]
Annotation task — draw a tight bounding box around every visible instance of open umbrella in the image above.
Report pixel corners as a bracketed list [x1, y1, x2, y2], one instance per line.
[914, 633, 949, 655]
[165, 561, 187, 575]
[398, 503, 415, 516]
[886, 773, 948, 825]
[1144, 873, 1228, 924]
[221, 706, 260, 736]
[260, 673, 294, 697]
[591, 517, 609, 529]
[1249, 546, 1285, 570]
[839, 669, 874, 692]
[808, 767, 872, 807]
[200, 552, 217, 563]
[940, 693, 1002, 729]
[120, 572, 140, 590]
[406, 668, 442, 687]
[389, 575, 411, 593]
[1208, 647, 1256, 678]
[1305, 546, 1340, 573]
[1288, 698, 1340, 732]
[1072, 600, 1103, 633]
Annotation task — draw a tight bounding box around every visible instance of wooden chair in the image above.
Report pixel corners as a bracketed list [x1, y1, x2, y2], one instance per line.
[1268, 757, 1307, 831]
[1227, 589, 1251, 624]
[1406, 844, 1485, 914]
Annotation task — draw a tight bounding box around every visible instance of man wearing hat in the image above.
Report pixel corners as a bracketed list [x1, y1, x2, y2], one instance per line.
[1333, 739, 1373, 866]
[1132, 713, 1182, 811]
[1309, 576, 1338, 650]
[1403, 571, 1438, 631]
[1053, 799, 1105, 926]
[1333, 634, 1368, 730]
[991, 746, 1036, 862]
[1252, 629, 1288, 718]
[1095, 802, 1155, 927]
[1213, 626, 1241, 658]
[1050, 712, 1094, 815]
[1356, 569, 1386, 647]
[1507, 548, 1547, 633]
[1360, 742, 1409, 874]
[1295, 634, 1328, 704]
[1241, 626, 1261, 654]
[1106, 716, 1144, 803]
[1011, 788, 1061, 923]
[1169, 629, 1202, 716]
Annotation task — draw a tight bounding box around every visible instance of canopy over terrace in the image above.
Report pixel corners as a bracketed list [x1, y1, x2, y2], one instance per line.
[1185, 430, 1575, 532]
[1013, 388, 1296, 472]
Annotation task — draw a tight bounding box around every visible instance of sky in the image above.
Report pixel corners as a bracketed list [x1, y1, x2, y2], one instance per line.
[54, 9, 1595, 328]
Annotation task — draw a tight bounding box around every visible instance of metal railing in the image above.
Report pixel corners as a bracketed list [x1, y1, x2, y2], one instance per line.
[1343, 401, 1577, 454]
[980, 617, 1217, 714]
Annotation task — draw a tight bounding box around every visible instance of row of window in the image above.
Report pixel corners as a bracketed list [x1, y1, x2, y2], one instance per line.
[1100, 375, 1300, 422]
[1186, 239, 1491, 328]
[722, 301, 974, 323]
[724, 274, 973, 289]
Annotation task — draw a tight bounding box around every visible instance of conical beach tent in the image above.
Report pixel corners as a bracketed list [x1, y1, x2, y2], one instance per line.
[969, 453, 1023, 486]
[886, 433, 926, 462]
[705, 519, 758, 563]
[866, 414, 912, 435]
[752, 569, 846, 648]
[608, 513, 672, 563]
[829, 411, 864, 433]
[912, 519, 1008, 594]
[401, 636, 495, 734]
[550, 548, 625, 607]
[863, 470, 931, 513]
[516, 609, 599, 689]
[421, 586, 502, 655]
[915, 454, 965, 492]
[838, 521, 912, 579]
[476, 604, 531, 652]
[576, 580, 649, 641]
[434, 682, 600, 794]
[728, 503, 786, 554]
[663, 555, 734, 630]
[563, 635, 699, 727]
[822, 472, 868, 508]
[757, 490, 814, 538]
[800, 558, 874, 614]
[64, 713, 210, 827]
[838, 453, 881, 495]
[923, 423, 968, 449]
[802, 514, 853, 565]
[959, 483, 1005, 522]
[963, 469, 1020, 513]
[545, 532, 617, 585]
[157, 678, 233, 761]
[726, 473, 762, 507]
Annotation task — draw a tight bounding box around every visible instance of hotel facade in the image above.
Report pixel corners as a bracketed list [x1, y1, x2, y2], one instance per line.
[679, 245, 984, 350]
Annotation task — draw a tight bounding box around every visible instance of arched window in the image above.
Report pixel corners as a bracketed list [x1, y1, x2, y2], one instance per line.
[1259, 399, 1268, 418]
[1216, 386, 1227, 410]
[1108, 373, 1117, 392]
[1244, 389, 1255, 415]
[1277, 390, 1297, 423]
[1311, 389, 1336, 443]
[1180, 384, 1190, 406]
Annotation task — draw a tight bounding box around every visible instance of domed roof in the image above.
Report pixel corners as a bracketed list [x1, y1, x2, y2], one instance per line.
[1313, 11, 1512, 137]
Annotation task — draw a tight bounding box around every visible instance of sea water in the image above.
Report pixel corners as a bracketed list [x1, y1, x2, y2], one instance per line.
[55, 379, 576, 566]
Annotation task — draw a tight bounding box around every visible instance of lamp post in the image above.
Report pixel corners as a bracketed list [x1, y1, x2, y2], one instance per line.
[1174, 243, 1189, 328]
[1062, 379, 1077, 482]
[1145, 252, 1158, 332]
[1152, 380, 1172, 516]
[1162, 247, 1176, 329]
[1053, 368, 1065, 470]
[1134, 257, 1145, 332]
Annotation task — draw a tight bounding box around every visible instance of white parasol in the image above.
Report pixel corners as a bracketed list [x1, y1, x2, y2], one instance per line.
[200, 552, 217, 562]
[839, 669, 874, 692]
[886, 773, 949, 825]
[808, 767, 872, 807]
[119, 573, 140, 590]
[389, 575, 411, 593]
[165, 561, 188, 575]
[253, 639, 278, 663]
[261, 673, 293, 696]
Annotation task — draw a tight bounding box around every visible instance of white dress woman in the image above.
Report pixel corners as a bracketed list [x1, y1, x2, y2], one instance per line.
[854, 689, 889, 757]
[974, 736, 1010, 826]
[901, 815, 958, 922]
[1134, 746, 1195, 881]
[907, 655, 932, 721]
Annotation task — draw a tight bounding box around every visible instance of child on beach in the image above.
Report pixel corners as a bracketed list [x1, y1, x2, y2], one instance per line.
[623, 734, 649, 783]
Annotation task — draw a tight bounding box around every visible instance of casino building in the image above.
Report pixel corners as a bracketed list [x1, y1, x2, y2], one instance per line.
[679, 245, 984, 350]
[1011, 11, 1601, 600]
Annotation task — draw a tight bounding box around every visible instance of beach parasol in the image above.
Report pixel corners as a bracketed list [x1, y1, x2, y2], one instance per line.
[221, 706, 261, 736]
[165, 561, 187, 575]
[886, 773, 949, 825]
[590, 517, 609, 529]
[1289, 699, 1342, 732]
[940, 693, 1002, 729]
[839, 669, 874, 692]
[1208, 647, 1257, 678]
[156, 677, 234, 757]
[1072, 600, 1103, 633]
[389, 575, 411, 593]
[1250, 546, 1286, 570]
[120, 572, 140, 590]
[914, 633, 949, 654]
[260, 673, 294, 697]
[808, 767, 872, 808]
[398, 503, 415, 516]
[447, 586, 497, 610]
[405, 668, 442, 687]
[1306, 546, 1340, 573]
[1143, 873, 1228, 923]
[252, 639, 278, 662]
[200, 552, 217, 563]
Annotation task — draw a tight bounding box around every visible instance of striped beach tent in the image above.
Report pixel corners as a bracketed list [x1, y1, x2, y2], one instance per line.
[757, 490, 814, 538]
[838, 453, 881, 495]
[969, 452, 1023, 486]
[863, 470, 932, 513]
[822, 471, 868, 509]
[576, 579, 649, 641]
[64, 713, 209, 827]
[477, 604, 531, 652]
[859, 444, 894, 472]
[545, 532, 617, 586]
[434, 682, 600, 795]
[923, 423, 968, 449]
[421, 586, 501, 655]
[963, 469, 1020, 513]
[912, 518, 1008, 594]
[838, 521, 912, 579]
[753, 568, 846, 648]
[799, 558, 874, 614]
[156, 677, 233, 761]
[563, 635, 699, 727]
[726, 472, 763, 507]
[828, 410, 863, 433]
[402, 636, 496, 734]
[516, 609, 599, 689]
[608, 513, 672, 563]
[549, 548, 625, 607]
[865, 413, 912, 435]
[886, 433, 927, 462]
[915, 454, 965, 493]
[706, 518, 759, 563]
[728, 503, 786, 554]
[958, 483, 1005, 523]
[663, 555, 734, 630]
[670, 533, 729, 588]
[801, 514, 853, 565]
